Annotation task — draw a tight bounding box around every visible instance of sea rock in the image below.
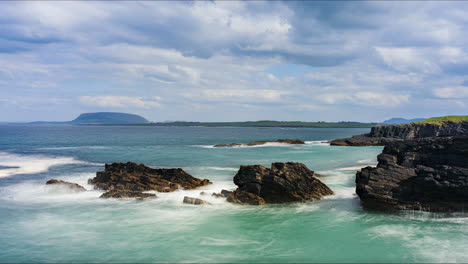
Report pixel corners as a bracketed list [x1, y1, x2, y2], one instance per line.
[211, 189, 233, 198]
[100, 190, 157, 199]
[356, 136, 468, 212]
[213, 139, 305, 147]
[227, 162, 333, 205]
[213, 143, 242, 148]
[46, 179, 87, 192]
[88, 162, 212, 193]
[330, 121, 468, 146]
[183, 196, 209, 205]
[246, 139, 305, 146]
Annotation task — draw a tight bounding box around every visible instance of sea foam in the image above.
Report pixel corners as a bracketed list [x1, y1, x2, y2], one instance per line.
[0, 152, 88, 178]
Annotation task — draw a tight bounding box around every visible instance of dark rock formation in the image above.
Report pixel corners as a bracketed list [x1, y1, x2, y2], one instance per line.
[227, 162, 333, 205]
[212, 189, 233, 198]
[214, 139, 305, 148]
[330, 121, 468, 146]
[183, 196, 209, 205]
[247, 139, 305, 146]
[88, 162, 212, 193]
[100, 190, 156, 199]
[330, 135, 400, 146]
[356, 136, 468, 212]
[46, 179, 86, 192]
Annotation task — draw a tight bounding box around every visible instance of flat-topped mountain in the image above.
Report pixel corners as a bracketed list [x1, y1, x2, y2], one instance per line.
[70, 112, 149, 124]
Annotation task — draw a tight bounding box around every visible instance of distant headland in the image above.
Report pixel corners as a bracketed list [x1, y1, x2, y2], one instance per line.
[10, 112, 467, 128]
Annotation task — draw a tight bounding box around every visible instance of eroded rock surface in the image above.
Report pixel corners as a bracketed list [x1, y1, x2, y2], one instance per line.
[330, 121, 468, 146]
[227, 162, 333, 205]
[100, 190, 157, 199]
[88, 162, 212, 195]
[356, 136, 468, 212]
[183, 196, 209, 205]
[46, 179, 86, 192]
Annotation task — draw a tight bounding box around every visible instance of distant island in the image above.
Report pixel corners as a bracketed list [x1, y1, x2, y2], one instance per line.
[70, 112, 149, 124]
[29, 112, 149, 125]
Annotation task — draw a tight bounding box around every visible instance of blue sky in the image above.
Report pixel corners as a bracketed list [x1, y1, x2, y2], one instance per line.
[0, 1, 467, 122]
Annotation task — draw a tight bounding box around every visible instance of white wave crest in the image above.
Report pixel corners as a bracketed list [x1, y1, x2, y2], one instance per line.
[0, 152, 87, 178]
[38, 146, 111, 150]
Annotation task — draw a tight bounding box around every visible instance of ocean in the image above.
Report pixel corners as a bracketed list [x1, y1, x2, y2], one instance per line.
[0, 125, 466, 263]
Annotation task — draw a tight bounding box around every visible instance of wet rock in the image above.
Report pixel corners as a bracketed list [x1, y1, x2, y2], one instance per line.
[46, 179, 86, 192]
[100, 190, 157, 199]
[246, 139, 305, 146]
[211, 189, 233, 198]
[226, 190, 266, 205]
[88, 162, 212, 192]
[227, 162, 333, 205]
[213, 139, 305, 147]
[183, 196, 209, 205]
[356, 136, 468, 212]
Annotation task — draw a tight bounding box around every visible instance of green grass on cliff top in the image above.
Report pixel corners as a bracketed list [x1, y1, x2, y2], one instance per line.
[414, 115, 468, 125]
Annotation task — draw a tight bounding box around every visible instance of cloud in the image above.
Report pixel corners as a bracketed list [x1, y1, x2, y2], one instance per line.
[432, 86, 468, 99]
[321, 92, 410, 107]
[79, 96, 161, 108]
[1, 1, 468, 122]
[184, 89, 287, 103]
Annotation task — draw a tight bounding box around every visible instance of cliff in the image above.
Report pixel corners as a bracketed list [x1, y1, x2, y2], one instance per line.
[330, 119, 468, 146]
[356, 136, 468, 212]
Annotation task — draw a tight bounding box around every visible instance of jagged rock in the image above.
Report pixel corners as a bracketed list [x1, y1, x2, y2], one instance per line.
[227, 162, 333, 205]
[213, 139, 305, 147]
[88, 162, 212, 192]
[246, 139, 305, 146]
[183, 196, 209, 205]
[356, 136, 468, 212]
[330, 121, 468, 146]
[226, 190, 266, 205]
[100, 190, 157, 199]
[46, 179, 86, 192]
[211, 189, 233, 198]
[330, 135, 400, 146]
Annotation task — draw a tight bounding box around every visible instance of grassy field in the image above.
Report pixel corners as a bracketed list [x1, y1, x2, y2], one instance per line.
[414, 115, 468, 125]
[144, 120, 376, 128]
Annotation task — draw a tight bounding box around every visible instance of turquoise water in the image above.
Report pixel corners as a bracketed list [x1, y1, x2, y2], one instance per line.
[0, 125, 466, 263]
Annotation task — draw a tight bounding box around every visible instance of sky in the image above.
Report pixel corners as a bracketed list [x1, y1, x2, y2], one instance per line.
[0, 1, 467, 122]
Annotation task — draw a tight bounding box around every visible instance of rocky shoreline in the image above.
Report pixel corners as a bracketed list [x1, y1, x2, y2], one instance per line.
[356, 136, 468, 212]
[330, 121, 468, 146]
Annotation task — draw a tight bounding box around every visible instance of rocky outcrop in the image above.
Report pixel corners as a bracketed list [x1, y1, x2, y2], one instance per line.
[211, 189, 233, 198]
[183, 196, 209, 205]
[356, 136, 468, 212]
[330, 121, 468, 146]
[329, 135, 399, 146]
[88, 162, 212, 194]
[100, 190, 157, 199]
[214, 139, 305, 148]
[226, 162, 333, 205]
[46, 179, 87, 192]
